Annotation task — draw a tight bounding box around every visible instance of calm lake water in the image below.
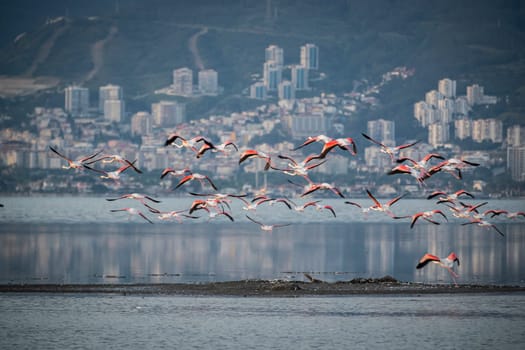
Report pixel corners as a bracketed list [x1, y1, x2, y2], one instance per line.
[0, 196, 524, 285]
[1, 293, 525, 349]
[1, 196, 525, 349]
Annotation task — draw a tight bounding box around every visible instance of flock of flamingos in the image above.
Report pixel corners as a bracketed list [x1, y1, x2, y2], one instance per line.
[48, 131, 524, 285]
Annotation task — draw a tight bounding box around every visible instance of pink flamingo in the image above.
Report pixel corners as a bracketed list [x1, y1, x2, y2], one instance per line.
[416, 252, 460, 285]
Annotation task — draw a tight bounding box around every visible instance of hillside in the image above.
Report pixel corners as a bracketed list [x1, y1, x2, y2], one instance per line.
[0, 0, 524, 138]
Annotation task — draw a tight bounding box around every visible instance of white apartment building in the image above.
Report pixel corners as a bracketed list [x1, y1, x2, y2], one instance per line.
[152, 101, 185, 127]
[130, 111, 153, 136]
[425, 90, 443, 108]
[300, 43, 319, 70]
[507, 146, 525, 181]
[250, 82, 267, 100]
[172, 67, 193, 96]
[466, 84, 484, 106]
[507, 125, 525, 146]
[428, 122, 450, 147]
[454, 117, 472, 140]
[438, 78, 456, 98]
[291, 64, 309, 91]
[278, 80, 295, 100]
[263, 60, 282, 91]
[367, 119, 395, 146]
[265, 45, 284, 67]
[104, 99, 125, 123]
[472, 118, 503, 143]
[198, 69, 218, 95]
[65, 86, 89, 117]
[99, 84, 123, 112]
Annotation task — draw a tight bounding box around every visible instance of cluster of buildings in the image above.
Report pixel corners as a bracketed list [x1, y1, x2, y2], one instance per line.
[155, 67, 220, 97]
[250, 43, 319, 100]
[2, 44, 525, 192]
[413, 79, 500, 146]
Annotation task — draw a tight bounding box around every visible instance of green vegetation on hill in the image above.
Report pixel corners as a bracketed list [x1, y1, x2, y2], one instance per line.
[0, 0, 524, 130]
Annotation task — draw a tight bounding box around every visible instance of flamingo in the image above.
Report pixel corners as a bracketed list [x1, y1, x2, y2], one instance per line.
[85, 154, 142, 173]
[387, 164, 431, 185]
[196, 140, 238, 158]
[83, 160, 140, 180]
[145, 205, 199, 223]
[361, 133, 419, 161]
[416, 252, 460, 285]
[160, 167, 192, 179]
[408, 209, 448, 228]
[239, 149, 272, 170]
[174, 173, 218, 191]
[363, 189, 406, 217]
[49, 146, 103, 170]
[271, 154, 327, 180]
[292, 134, 333, 151]
[246, 215, 291, 232]
[461, 218, 505, 236]
[427, 189, 474, 204]
[106, 193, 161, 205]
[164, 134, 214, 154]
[300, 182, 345, 198]
[110, 207, 154, 224]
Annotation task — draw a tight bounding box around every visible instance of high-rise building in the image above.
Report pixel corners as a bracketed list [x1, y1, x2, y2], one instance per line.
[291, 65, 309, 90]
[152, 101, 185, 127]
[454, 117, 472, 140]
[99, 84, 123, 112]
[250, 82, 267, 100]
[265, 45, 284, 67]
[198, 69, 218, 95]
[438, 78, 456, 98]
[466, 84, 484, 106]
[507, 146, 525, 181]
[284, 112, 329, 139]
[278, 80, 295, 100]
[425, 90, 443, 108]
[300, 43, 319, 70]
[172, 67, 193, 96]
[65, 86, 89, 117]
[104, 99, 125, 123]
[428, 122, 450, 147]
[507, 125, 525, 146]
[263, 61, 282, 91]
[455, 96, 470, 116]
[472, 118, 503, 143]
[131, 111, 153, 136]
[367, 119, 395, 146]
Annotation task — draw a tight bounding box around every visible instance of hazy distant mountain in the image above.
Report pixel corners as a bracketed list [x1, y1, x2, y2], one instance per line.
[1, 0, 524, 136]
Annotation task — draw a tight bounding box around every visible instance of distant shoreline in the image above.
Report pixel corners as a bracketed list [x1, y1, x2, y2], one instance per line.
[2, 279, 524, 296]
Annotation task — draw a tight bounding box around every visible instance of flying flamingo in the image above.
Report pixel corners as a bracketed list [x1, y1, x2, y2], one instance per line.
[271, 154, 327, 180]
[196, 140, 238, 158]
[106, 193, 161, 205]
[461, 218, 505, 236]
[416, 252, 460, 286]
[110, 207, 154, 224]
[427, 189, 474, 204]
[145, 205, 199, 223]
[407, 209, 448, 228]
[174, 173, 218, 191]
[83, 160, 141, 180]
[160, 167, 192, 179]
[346, 189, 406, 217]
[49, 146, 103, 170]
[300, 182, 345, 198]
[246, 215, 291, 232]
[239, 149, 273, 170]
[164, 134, 214, 154]
[361, 133, 419, 161]
[85, 154, 142, 173]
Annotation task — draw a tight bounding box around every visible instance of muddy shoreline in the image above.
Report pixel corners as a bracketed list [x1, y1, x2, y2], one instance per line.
[2, 277, 524, 296]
